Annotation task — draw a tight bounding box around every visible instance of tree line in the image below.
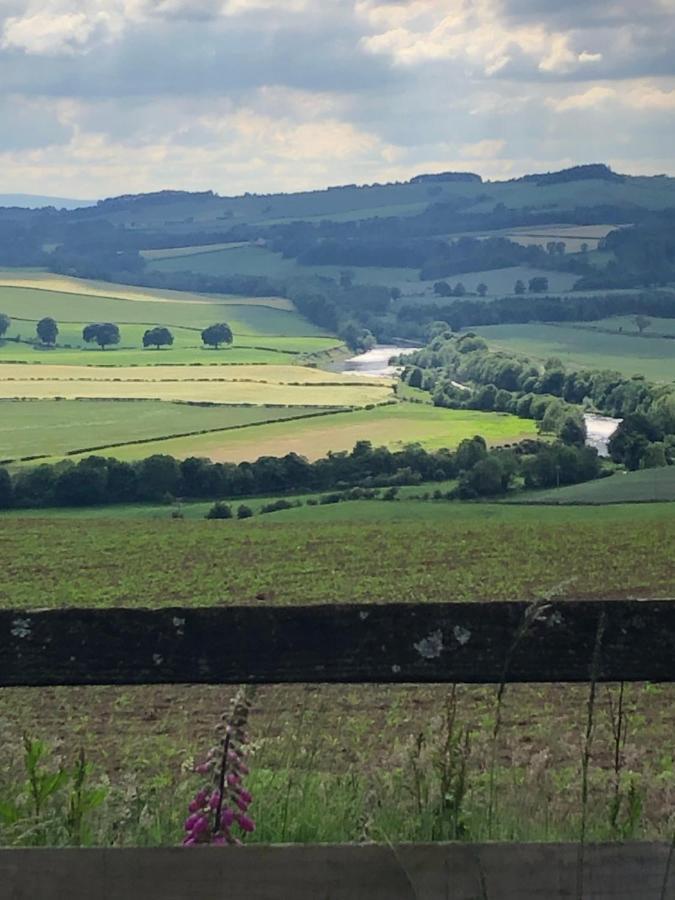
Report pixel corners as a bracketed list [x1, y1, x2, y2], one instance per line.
[401, 330, 675, 470]
[0, 435, 603, 511]
[0, 315, 233, 351]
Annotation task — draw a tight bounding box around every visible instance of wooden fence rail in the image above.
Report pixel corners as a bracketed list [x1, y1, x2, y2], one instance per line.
[1, 599, 674, 687]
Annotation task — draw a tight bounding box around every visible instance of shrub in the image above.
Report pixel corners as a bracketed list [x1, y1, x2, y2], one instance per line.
[237, 504, 254, 519]
[206, 501, 233, 519]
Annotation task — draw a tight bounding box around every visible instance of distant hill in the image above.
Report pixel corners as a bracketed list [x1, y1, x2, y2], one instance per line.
[0, 193, 95, 210]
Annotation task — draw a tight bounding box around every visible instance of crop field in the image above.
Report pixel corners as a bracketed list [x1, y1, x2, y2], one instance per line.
[473, 322, 675, 381]
[2, 502, 673, 608]
[511, 466, 675, 505]
[0, 362, 390, 407]
[95, 402, 537, 463]
[0, 400, 326, 461]
[497, 223, 623, 252]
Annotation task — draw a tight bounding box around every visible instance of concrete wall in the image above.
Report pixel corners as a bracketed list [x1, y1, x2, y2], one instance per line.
[0, 842, 673, 900]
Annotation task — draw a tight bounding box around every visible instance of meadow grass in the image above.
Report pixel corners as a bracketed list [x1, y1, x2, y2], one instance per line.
[0, 399, 326, 460]
[93, 403, 536, 463]
[0, 280, 325, 337]
[1, 320, 342, 364]
[510, 466, 675, 505]
[474, 322, 675, 381]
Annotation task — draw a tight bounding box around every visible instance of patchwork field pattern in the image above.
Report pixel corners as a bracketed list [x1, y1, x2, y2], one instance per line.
[99, 403, 538, 463]
[0, 400, 327, 461]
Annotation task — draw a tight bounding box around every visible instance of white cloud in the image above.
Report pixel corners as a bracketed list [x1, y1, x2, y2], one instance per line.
[460, 139, 506, 159]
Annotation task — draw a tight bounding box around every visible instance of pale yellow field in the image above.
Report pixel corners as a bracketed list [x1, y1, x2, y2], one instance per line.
[0, 362, 392, 406]
[0, 270, 294, 310]
[140, 242, 250, 260]
[0, 362, 387, 384]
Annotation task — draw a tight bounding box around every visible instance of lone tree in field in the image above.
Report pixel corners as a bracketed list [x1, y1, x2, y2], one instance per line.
[83, 322, 121, 350]
[514, 279, 526, 295]
[0, 313, 9, 338]
[528, 276, 549, 293]
[476, 282, 488, 297]
[201, 322, 233, 349]
[36, 317, 58, 346]
[143, 326, 174, 350]
[634, 314, 652, 335]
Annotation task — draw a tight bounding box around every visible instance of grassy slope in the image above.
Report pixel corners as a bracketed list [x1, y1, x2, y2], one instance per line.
[96, 403, 537, 463]
[149, 244, 580, 297]
[473, 322, 675, 381]
[511, 466, 675, 505]
[0, 280, 325, 336]
[66, 176, 675, 233]
[2, 501, 673, 608]
[0, 400, 325, 460]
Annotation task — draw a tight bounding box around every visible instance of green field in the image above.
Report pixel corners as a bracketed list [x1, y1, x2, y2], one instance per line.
[511, 466, 675, 505]
[149, 242, 424, 290]
[92, 402, 537, 463]
[2, 501, 672, 608]
[149, 244, 580, 298]
[574, 316, 675, 337]
[0, 400, 329, 461]
[0, 277, 325, 337]
[473, 322, 675, 381]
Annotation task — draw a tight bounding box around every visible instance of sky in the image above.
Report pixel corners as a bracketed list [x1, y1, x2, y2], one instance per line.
[1, 0, 674, 199]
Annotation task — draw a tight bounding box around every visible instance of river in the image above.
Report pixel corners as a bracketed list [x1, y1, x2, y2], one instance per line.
[340, 346, 621, 456]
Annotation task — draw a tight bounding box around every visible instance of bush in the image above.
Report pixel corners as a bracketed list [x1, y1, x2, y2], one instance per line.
[260, 499, 301, 514]
[206, 501, 233, 519]
[237, 504, 254, 519]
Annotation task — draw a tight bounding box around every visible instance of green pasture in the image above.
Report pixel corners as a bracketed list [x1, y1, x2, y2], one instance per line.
[149, 244, 580, 298]
[96, 402, 537, 463]
[0, 279, 327, 338]
[1, 318, 341, 365]
[473, 322, 675, 381]
[149, 242, 423, 290]
[510, 466, 675, 505]
[0, 399, 327, 461]
[576, 316, 675, 337]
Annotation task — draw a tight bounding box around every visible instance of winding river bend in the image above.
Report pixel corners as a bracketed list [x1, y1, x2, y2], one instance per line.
[340, 345, 621, 457]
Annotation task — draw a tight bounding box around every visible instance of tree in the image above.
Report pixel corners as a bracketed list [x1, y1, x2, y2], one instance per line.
[514, 280, 526, 295]
[143, 326, 174, 350]
[0, 467, 12, 508]
[36, 317, 58, 346]
[408, 367, 424, 389]
[390, 287, 402, 301]
[452, 282, 466, 297]
[201, 322, 233, 349]
[528, 276, 549, 293]
[0, 313, 10, 338]
[206, 501, 233, 519]
[476, 283, 488, 297]
[237, 504, 254, 519]
[559, 415, 587, 447]
[634, 314, 651, 335]
[641, 442, 667, 469]
[433, 281, 452, 297]
[83, 322, 120, 350]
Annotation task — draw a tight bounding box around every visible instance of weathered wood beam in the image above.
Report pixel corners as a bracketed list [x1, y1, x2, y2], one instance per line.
[1, 600, 673, 687]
